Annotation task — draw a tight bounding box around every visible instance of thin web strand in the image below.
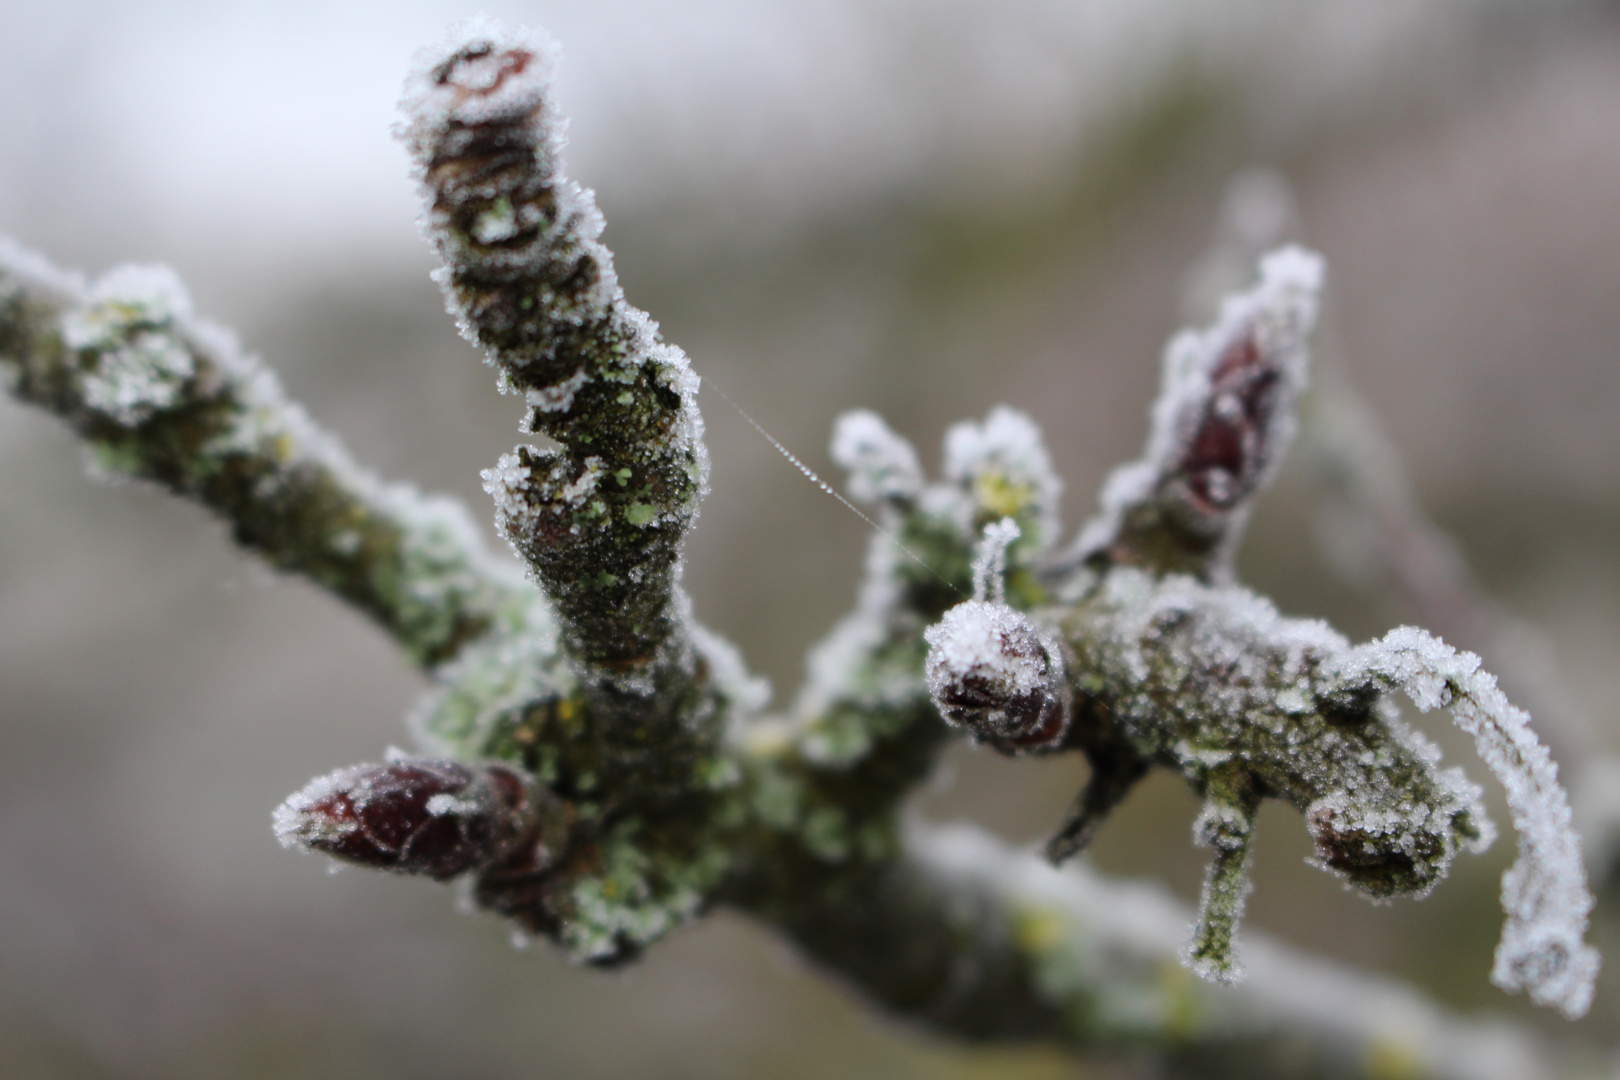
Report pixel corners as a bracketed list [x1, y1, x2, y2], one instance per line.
[709, 381, 960, 595]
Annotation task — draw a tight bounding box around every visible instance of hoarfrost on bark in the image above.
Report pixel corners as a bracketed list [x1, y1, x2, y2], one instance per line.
[403, 18, 717, 719]
[0, 238, 525, 669]
[3, 15, 1604, 1069]
[62, 265, 198, 426]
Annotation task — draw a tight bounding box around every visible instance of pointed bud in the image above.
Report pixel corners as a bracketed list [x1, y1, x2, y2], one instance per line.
[1173, 330, 1282, 515]
[1065, 247, 1321, 577]
[274, 757, 540, 880]
[1156, 247, 1320, 532]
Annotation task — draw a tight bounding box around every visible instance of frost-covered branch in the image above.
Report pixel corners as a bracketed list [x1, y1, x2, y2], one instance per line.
[926, 249, 1598, 1009]
[399, 22, 708, 739]
[1190, 172, 1620, 915]
[0, 238, 526, 668]
[820, 821, 1550, 1080]
[1199, 171, 1620, 894]
[2, 17, 1606, 1077]
[1300, 369, 1620, 888]
[1333, 628, 1599, 1018]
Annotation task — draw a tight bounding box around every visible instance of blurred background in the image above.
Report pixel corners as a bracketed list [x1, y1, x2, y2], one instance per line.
[3, 1, 1620, 1076]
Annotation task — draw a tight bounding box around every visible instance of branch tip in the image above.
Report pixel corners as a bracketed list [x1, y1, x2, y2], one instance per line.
[1067, 246, 1322, 578]
[275, 758, 544, 880]
[1337, 626, 1600, 1018]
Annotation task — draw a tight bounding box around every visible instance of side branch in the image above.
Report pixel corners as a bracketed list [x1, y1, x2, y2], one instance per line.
[0, 239, 526, 668]
[1334, 627, 1600, 1018]
[400, 23, 708, 736]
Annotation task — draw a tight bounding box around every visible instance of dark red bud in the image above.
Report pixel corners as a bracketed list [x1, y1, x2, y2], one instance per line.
[1175, 330, 1283, 516]
[275, 758, 538, 880]
[1305, 800, 1449, 900]
[924, 601, 1071, 756]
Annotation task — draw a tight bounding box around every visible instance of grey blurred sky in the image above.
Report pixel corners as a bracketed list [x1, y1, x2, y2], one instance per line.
[0, 0, 1515, 274]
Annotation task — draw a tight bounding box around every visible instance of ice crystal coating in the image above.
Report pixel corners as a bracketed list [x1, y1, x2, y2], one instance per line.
[970, 517, 1022, 604]
[1051, 566, 1494, 982]
[1185, 782, 1257, 983]
[943, 405, 1062, 551]
[398, 18, 622, 394]
[61, 265, 197, 425]
[481, 444, 682, 681]
[925, 524, 1070, 756]
[830, 408, 924, 506]
[0, 239, 526, 669]
[1334, 627, 1600, 1018]
[925, 600, 1070, 753]
[402, 17, 714, 724]
[388, 20, 758, 967]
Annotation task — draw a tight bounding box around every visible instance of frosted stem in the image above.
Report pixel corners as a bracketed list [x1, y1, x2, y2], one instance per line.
[970, 517, 1020, 603]
[400, 21, 709, 729]
[0, 238, 526, 668]
[1337, 626, 1599, 1018]
[1184, 774, 1259, 982]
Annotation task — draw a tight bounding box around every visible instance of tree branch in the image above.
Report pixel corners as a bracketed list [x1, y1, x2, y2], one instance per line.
[0, 238, 527, 668]
[795, 821, 1550, 1080]
[1, 18, 1605, 1076]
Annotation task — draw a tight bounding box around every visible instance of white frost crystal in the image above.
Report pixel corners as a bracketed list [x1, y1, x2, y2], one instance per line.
[62, 265, 198, 425]
[925, 523, 1070, 755]
[1337, 626, 1599, 1018]
[924, 600, 1058, 743]
[926, 602, 1049, 704]
[943, 405, 1062, 549]
[830, 409, 923, 505]
[969, 517, 1022, 604]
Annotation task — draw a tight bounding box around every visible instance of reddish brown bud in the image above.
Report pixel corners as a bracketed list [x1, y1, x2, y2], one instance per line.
[1304, 797, 1454, 900]
[1174, 331, 1282, 515]
[1063, 248, 1322, 578]
[924, 600, 1071, 755]
[1151, 249, 1321, 534]
[274, 757, 540, 880]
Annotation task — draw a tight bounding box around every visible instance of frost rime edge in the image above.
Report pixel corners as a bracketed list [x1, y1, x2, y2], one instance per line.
[1337, 626, 1599, 1018]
